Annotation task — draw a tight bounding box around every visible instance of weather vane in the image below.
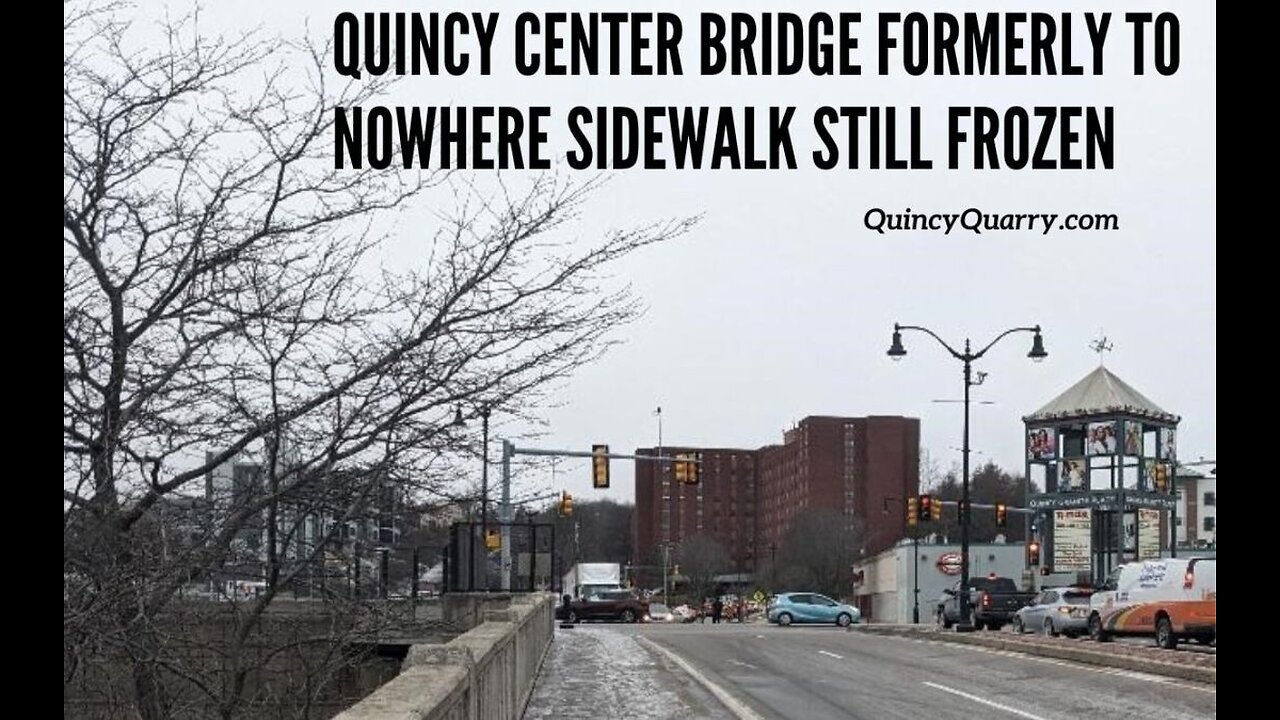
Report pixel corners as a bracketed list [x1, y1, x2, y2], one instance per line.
[1089, 333, 1113, 364]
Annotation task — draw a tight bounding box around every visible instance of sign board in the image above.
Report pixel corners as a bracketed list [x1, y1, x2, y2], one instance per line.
[936, 552, 963, 576]
[1053, 509, 1092, 571]
[1029, 492, 1176, 512]
[1138, 508, 1161, 560]
[753, 590, 765, 603]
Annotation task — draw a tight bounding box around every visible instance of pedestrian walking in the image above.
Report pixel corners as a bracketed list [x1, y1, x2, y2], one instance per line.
[712, 597, 724, 624]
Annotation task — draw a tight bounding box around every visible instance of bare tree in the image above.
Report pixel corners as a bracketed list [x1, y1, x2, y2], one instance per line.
[676, 533, 731, 603]
[776, 509, 863, 599]
[63, 3, 695, 717]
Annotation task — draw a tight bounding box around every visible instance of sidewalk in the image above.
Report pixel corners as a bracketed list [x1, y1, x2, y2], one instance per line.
[855, 624, 1215, 684]
[524, 625, 734, 719]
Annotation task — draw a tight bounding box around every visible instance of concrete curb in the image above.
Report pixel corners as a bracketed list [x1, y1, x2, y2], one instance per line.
[855, 626, 1216, 685]
[635, 635, 767, 720]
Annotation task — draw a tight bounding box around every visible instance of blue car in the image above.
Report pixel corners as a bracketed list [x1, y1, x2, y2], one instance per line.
[767, 592, 861, 627]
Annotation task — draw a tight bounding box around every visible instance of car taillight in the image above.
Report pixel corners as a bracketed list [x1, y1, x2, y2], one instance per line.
[1184, 570, 1194, 589]
[982, 594, 990, 608]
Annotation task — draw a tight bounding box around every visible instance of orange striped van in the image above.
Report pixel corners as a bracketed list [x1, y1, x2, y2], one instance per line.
[1087, 558, 1215, 649]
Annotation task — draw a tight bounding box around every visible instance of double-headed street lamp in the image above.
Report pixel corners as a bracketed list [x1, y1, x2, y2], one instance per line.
[453, 405, 494, 535]
[888, 323, 1047, 631]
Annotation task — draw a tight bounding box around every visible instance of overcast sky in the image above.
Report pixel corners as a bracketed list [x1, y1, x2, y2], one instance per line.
[137, 0, 1215, 504]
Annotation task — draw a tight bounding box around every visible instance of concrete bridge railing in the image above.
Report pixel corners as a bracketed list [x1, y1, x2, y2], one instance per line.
[336, 593, 556, 720]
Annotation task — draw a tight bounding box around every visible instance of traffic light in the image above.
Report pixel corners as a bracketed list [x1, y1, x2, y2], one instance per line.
[996, 503, 1008, 528]
[1153, 463, 1169, 493]
[675, 452, 702, 485]
[1027, 541, 1041, 566]
[484, 528, 501, 550]
[930, 497, 942, 522]
[592, 444, 610, 489]
[957, 499, 970, 525]
[559, 490, 574, 517]
[918, 494, 932, 522]
[906, 496, 918, 526]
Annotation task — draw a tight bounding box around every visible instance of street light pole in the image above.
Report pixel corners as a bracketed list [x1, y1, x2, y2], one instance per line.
[889, 323, 1046, 631]
[480, 406, 491, 541]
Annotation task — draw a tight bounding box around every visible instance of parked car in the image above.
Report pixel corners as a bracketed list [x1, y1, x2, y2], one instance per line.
[563, 588, 649, 623]
[937, 575, 1037, 631]
[767, 592, 861, 627]
[671, 604, 699, 623]
[1012, 587, 1093, 637]
[1087, 558, 1216, 649]
[646, 602, 675, 622]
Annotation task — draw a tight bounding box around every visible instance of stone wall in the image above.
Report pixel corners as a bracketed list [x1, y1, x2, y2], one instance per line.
[336, 593, 556, 720]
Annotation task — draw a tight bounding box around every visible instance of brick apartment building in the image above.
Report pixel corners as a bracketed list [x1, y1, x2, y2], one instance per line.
[634, 415, 919, 582]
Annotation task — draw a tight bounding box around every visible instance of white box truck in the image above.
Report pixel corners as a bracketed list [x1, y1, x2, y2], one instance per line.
[562, 562, 622, 599]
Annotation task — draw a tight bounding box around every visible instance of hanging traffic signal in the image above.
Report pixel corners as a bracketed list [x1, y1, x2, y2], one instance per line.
[906, 496, 918, 526]
[957, 499, 970, 525]
[674, 453, 702, 485]
[1027, 541, 1041, 566]
[918, 494, 932, 522]
[484, 528, 501, 550]
[931, 497, 942, 521]
[996, 503, 1008, 528]
[592, 444, 610, 489]
[559, 490, 574, 517]
[1153, 463, 1169, 493]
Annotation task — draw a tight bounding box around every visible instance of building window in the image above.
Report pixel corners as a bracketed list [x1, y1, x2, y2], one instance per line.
[1175, 517, 1182, 526]
[1203, 517, 1215, 532]
[1203, 492, 1215, 506]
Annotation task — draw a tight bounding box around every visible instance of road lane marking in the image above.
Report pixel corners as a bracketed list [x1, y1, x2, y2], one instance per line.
[728, 659, 758, 670]
[636, 636, 767, 720]
[755, 635, 765, 639]
[922, 681, 1049, 720]
[817, 650, 844, 660]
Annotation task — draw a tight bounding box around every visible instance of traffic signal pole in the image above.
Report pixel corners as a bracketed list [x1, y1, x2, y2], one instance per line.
[498, 441, 699, 591]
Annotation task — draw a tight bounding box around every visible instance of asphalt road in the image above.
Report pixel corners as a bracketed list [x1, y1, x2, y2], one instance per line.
[620, 623, 1215, 720]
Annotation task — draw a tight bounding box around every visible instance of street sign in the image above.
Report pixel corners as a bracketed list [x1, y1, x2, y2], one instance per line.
[752, 590, 765, 603]
[1028, 492, 1176, 512]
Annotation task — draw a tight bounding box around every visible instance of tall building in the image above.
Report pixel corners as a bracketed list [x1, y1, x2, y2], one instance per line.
[634, 415, 919, 580]
[634, 447, 758, 571]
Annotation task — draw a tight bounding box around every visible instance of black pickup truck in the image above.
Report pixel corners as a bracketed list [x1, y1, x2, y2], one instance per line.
[936, 576, 1037, 631]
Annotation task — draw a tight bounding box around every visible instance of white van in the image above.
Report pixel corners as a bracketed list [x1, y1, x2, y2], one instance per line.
[1087, 558, 1215, 649]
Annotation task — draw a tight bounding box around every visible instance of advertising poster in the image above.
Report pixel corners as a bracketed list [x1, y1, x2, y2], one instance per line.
[1059, 459, 1088, 492]
[1086, 421, 1118, 456]
[1138, 509, 1161, 560]
[1124, 422, 1143, 456]
[1161, 428, 1179, 461]
[1053, 509, 1092, 572]
[1028, 428, 1056, 460]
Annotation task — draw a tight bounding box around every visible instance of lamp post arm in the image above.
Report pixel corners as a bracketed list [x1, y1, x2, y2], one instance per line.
[974, 326, 1041, 359]
[896, 324, 965, 360]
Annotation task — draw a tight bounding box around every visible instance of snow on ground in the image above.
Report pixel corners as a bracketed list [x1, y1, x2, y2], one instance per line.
[524, 625, 733, 719]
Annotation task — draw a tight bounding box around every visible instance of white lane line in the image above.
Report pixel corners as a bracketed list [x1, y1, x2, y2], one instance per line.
[901, 636, 1216, 695]
[922, 681, 1049, 720]
[817, 650, 844, 660]
[728, 659, 759, 670]
[636, 635, 767, 720]
[755, 635, 765, 639]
